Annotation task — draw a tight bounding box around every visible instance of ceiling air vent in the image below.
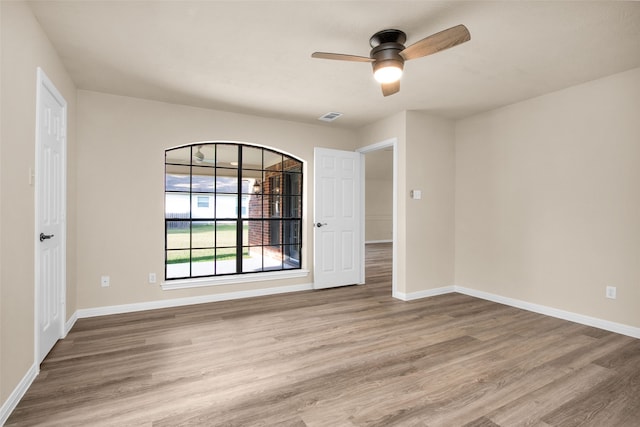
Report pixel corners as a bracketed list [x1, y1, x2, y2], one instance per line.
[318, 112, 343, 122]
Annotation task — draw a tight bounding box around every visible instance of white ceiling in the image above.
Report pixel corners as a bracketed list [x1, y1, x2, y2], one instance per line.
[28, 1, 640, 128]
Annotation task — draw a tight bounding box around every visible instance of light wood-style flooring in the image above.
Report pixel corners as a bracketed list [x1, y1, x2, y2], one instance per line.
[7, 243, 640, 426]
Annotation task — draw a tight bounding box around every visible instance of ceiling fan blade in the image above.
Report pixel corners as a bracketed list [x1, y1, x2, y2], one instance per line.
[311, 52, 374, 62]
[381, 80, 400, 97]
[400, 24, 470, 61]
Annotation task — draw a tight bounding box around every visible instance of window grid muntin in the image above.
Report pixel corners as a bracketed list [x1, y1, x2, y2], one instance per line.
[165, 143, 302, 280]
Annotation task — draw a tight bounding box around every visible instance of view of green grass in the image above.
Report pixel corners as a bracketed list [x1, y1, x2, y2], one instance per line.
[166, 223, 249, 264]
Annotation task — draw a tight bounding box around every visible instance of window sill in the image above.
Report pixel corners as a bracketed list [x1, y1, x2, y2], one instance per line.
[161, 269, 310, 291]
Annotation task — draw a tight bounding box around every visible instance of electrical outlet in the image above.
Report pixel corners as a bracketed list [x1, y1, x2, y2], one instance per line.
[101, 275, 110, 287]
[149, 273, 157, 284]
[606, 286, 616, 299]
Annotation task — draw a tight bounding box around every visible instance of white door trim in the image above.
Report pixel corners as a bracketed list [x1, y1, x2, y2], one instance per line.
[35, 67, 68, 365]
[356, 138, 398, 297]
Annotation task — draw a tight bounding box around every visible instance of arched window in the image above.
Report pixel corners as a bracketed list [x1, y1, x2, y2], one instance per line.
[165, 143, 302, 280]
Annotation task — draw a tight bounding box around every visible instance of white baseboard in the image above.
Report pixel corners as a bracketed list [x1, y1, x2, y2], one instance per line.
[455, 286, 640, 340]
[0, 363, 38, 426]
[76, 282, 313, 319]
[394, 286, 455, 301]
[365, 240, 393, 244]
[53, 282, 640, 339]
[393, 285, 640, 339]
[63, 311, 78, 338]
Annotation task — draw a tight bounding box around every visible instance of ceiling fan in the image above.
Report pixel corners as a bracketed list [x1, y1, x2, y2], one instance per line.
[193, 145, 216, 165]
[311, 24, 470, 96]
[193, 145, 243, 167]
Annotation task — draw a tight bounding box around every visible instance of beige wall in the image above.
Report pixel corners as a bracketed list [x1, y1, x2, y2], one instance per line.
[0, 0, 77, 404]
[358, 110, 456, 295]
[405, 111, 455, 293]
[364, 178, 392, 241]
[455, 67, 640, 327]
[75, 90, 357, 309]
[365, 150, 393, 242]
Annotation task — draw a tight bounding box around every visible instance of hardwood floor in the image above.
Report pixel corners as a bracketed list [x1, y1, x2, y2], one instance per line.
[7, 243, 640, 426]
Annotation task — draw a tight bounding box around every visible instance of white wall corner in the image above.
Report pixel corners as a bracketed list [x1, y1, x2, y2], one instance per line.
[0, 363, 39, 426]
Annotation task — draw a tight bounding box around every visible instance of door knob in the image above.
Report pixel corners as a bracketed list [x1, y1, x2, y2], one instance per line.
[40, 232, 54, 242]
[315, 222, 327, 228]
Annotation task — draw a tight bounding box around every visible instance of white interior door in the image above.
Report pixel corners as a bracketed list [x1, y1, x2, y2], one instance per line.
[313, 147, 362, 289]
[36, 68, 67, 363]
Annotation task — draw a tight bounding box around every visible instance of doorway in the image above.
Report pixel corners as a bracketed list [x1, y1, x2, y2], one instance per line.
[357, 138, 397, 296]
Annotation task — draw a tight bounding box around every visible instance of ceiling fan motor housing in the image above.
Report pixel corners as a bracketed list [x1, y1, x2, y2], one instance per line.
[369, 29, 406, 74]
[369, 29, 407, 47]
[370, 43, 405, 74]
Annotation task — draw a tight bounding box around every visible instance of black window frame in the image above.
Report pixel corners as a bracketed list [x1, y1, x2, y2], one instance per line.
[165, 142, 303, 280]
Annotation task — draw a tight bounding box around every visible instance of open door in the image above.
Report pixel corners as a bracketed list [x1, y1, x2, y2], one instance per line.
[313, 147, 362, 289]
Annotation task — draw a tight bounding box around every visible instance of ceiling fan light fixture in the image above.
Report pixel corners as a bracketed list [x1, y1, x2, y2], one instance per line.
[373, 61, 403, 83]
[373, 63, 403, 83]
